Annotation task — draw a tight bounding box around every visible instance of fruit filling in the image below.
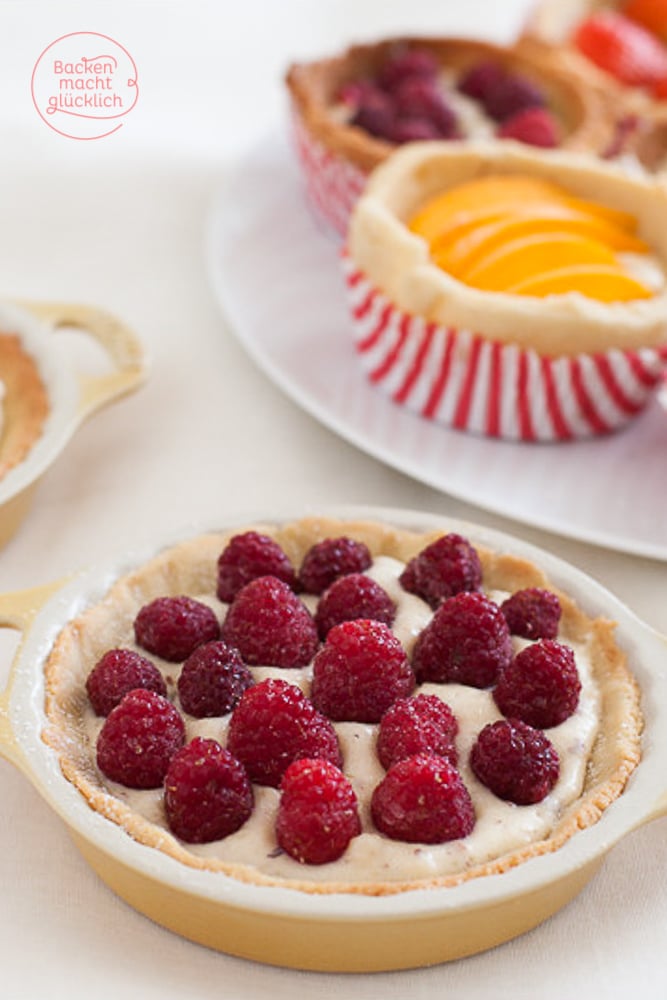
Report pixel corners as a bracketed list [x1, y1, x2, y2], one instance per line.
[573, 6, 667, 97]
[408, 174, 660, 301]
[76, 528, 608, 885]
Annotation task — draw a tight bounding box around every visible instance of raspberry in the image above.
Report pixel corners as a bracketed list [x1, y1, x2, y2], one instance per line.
[470, 719, 560, 805]
[134, 596, 220, 663]
[226, 678, 341, 787]
[457, 60, 506, 101]
[500, 587, 562, 640]
[86, 648, 166, 716]
[389, 116, 443, 143]
[96, 689, 185, 789]
[399, 533, 482, 609]
[483, 72, 545, 122]
[574, 11, 667, 86]
[164, 737, 253, 843]
[412, 592, 512, 688]
[276, 759, 361, 864]
[177, 640, 253, 718]
[497, 107, 559, 147]
[298, 536, 372, 594]
[350, 89, 395, 140]
[220, 576, 318, 668]
[392, 77, 459, 137]
[337, 78, 378, 107]
[377, 47, 440, 91]
[314, 573, 396, 639]
[376, 694, 459, 770]
[311, 619, 415, 723]
[216, 531, 296, 602]
[494, 640, 581, 729]
[371, 754, 475, 843]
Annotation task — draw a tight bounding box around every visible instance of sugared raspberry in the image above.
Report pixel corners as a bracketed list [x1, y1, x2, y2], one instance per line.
[311, 619, 415, 723]
[177, 640, 253, 718]
[412, 591, 512, 688]
[164, 737, 254, 843]
[96, 689, 185, 789]
[378, 47, 440, 91]
[298, 536, 372, 595]
[371, 754, 475, 843]
[399, 533, 482, 609]
[314, 573, 396, 639]
[134, 596, 220, 663]
[351, 89, 395, 140]
[220, 576, 318, 668]
[86, 648, 166, 716]
[276, 759, 361, 865]
[498, 107, 559, 147]
[500, 588, 562, 640]
[216, 531, 296, 602]
[494, 640, 581, 729]
[377, 694, 459, 770]
[226, 679, 341, 787]
[393, 77, 459, 137]
[457, 60, 506, 101]
[483, 72, 545, 122]
[470, 719, 560, 805]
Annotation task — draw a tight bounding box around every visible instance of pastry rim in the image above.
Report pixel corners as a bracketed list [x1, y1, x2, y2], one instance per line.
[347, 141, 667, 357]
[41, 515, 642, 897]
[0, 331, 50, 481]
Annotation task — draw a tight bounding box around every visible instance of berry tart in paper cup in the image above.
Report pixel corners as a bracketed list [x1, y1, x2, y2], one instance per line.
[344, 140, 667, 442]
[286, 36, 612, 237]
[0, 508, 658, 970]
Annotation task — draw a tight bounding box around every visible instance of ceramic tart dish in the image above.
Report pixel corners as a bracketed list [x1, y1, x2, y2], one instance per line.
[286, 35, 612, 236]
[0, 507, 664, 972]
[0, 300, 146, 546]
[345, 140, 667, 442]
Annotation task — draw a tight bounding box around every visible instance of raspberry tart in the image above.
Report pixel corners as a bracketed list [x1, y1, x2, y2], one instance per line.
[42, 515, 641, 895]
[286, 36, 610, 235]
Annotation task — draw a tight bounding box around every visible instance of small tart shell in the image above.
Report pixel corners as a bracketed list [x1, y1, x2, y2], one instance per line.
[347, 140, 667, 357]
[0, 332, 49, 479]
[42, 516, 642, 897]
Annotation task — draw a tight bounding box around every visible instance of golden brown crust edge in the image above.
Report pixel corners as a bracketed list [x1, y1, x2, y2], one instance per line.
[0, 332, 49, 480]
[42, 516, 642, 896]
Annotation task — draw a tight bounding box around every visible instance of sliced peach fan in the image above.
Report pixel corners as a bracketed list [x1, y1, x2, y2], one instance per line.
[408, 174, 655, 302]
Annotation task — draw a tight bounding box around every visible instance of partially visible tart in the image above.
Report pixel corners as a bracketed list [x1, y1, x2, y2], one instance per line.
[0, 331, 49, 479]
[42, 516, 642, 895]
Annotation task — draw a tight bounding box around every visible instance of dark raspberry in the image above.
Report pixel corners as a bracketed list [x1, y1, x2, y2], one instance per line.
[337, 78, 377, 107]
[371, 754, 475, 843]
[96, 689, 185, 789]
[501, 588, 562, 640]
[216, 531, 296, 603]
[220, 576, 318, 668]
[399, 533, 482, 609]
[276, 758, 361, 865]
[377, 694, 458, 770]
[86, 648, 166, 716]
[497, 107, 559, 148]
[298, 536, 372, 595]
[177, 640, 253, 718]
[311, 619, 415, 723]
[314, 573, 396, 639]
[457, 60, 507, 101]
[226, 678, 341, 787]
[134, 595, 220, 663]
[412, 591, 512, 688]
[483, 72, 545, 122]
[389, 116, 443, 143]
[350, 89, 395, 140]
[470, 719, 560, 805]
[164, 737, 253, 843]
[393, 77, 459, 137]
[494, 639, 581, 729]
[378, 47, 439, 91]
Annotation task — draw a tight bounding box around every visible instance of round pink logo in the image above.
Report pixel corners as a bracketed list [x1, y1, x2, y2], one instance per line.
[31, 32, 138, 139]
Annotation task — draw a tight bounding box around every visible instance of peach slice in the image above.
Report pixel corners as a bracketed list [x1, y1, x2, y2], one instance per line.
[507, 264, 653, 301]
[461, 232, 619, 291]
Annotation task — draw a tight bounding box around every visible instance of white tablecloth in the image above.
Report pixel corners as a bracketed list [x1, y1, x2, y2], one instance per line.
[0, 1, 665, 997]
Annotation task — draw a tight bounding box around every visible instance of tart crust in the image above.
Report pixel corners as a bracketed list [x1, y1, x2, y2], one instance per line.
[42, 517, 642, 896]
[347, 141, 667, 357]
[0, 332, 49, 479]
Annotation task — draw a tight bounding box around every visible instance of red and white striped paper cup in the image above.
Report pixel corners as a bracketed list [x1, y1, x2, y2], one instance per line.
[343, 253, 667, 442]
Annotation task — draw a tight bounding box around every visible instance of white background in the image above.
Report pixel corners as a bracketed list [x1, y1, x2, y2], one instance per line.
[0, 1, 665, 997]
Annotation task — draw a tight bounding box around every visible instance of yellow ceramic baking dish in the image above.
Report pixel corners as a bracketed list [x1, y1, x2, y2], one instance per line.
[0, 507, 664, 972]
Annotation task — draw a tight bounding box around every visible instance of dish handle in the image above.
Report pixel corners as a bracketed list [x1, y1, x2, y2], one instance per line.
[15, 300, 148, 422]
[0, 580, 70, 773]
